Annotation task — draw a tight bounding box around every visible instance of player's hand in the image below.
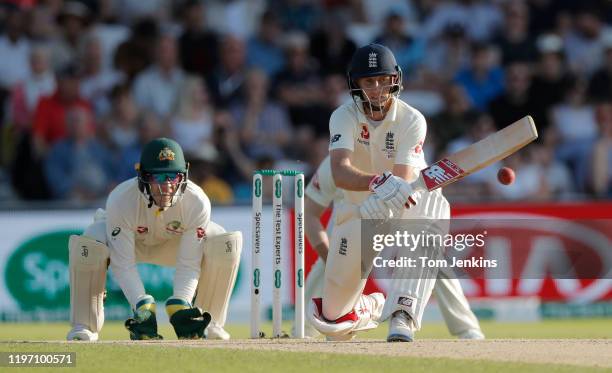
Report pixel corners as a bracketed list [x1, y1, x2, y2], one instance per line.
[360, 194, 394, 220]
[166, 298, 212, 339]
[125, 295, 163, 340]
[369, 172, 417, 211]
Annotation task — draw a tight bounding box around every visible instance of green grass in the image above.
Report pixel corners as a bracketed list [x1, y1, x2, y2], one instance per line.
[0, 342, 607, 373]
[0, 320, 609, 372]
[1, 319, 610, 341]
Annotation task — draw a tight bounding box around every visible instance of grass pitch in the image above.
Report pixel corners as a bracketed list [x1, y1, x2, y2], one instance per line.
[1, 319, 610, 372]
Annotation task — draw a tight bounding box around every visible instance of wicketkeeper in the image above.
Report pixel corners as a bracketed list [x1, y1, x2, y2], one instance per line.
[67, 138, 242, 341]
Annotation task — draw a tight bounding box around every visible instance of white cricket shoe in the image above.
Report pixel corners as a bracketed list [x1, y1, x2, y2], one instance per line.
[206, 323, 230, 340]
[67, 325, 98, 341]
[458, 329, 485, 340]
[387, 310, 414, 342]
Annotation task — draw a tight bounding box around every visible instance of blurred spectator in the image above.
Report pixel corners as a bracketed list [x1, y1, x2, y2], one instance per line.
[0, 7, 30, 91]
[230, 69, 292, 160]
[116, 112, 164, 182]
[422, 0, 503, 42]
[88, 0, 130, 73]
[32, 65, 93, 157]
[303, 73, 350, 138]
[101, 84, 139, 152]
[563, 7, 612, 76]
[488, 151, 548, 201]
[590, 103, 612, 197]
[171, 76, 219, 158]
[488, 61, 534, 129]
[206, 34, 247, 107]
[277, 0, 323, 33]
[309, 11, 355, 75]
[423, 23, 471, 84]
[493, 0, 537, 65]
[114, 17, 159, 83]
[359, 0, 417, 26]
[49, 1, 91, 71]
[532, 145, 574, 199]
[528, 34, 570, 133]
[132, 34, 185, 118]
[9, 44, 56, 132]
[247, 10, 285, 77]
[26, 3, 60, 42]
[206, 0, 266, 38]
[188, 154, 234, 205]
[588, 33, 612, 102]
[550, 76, 597, 191]
[115, 0, 172, 24]
[374, 11, 425, 79]
[430, 83, 477, 147]
[274, 32, 322, 127]
[79, 34, 124, 117]
[454, 42, 505, 111]
[178, 0, 219, 78]
[44, 107, 114, 201]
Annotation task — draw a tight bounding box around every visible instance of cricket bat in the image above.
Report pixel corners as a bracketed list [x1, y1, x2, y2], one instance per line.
[336, 115, 538, 224]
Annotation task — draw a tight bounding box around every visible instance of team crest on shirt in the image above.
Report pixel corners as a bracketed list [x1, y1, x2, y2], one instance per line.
[158, 147, 175, 161]
[196, 227, 206, 240]
[382, 131, 396, 158]
[136, 226, 148, 234]
[166, 220, 185, 235]
[357, 124, 370, 145]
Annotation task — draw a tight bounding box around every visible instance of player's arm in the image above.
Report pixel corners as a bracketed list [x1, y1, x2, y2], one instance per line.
[304, 196, 329, 262]
[330, 148, 375, 191]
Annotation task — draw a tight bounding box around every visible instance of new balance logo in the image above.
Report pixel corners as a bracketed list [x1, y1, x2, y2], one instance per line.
[423, 165, 449, 183]
[368, 52, 377, 68]
[398, 296, 414, 308]
[421, 158, 465, 190]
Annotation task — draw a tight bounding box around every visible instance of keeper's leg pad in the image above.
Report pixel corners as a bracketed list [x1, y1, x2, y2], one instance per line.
[194, 231, 242, 327]
[69, 235, 109, 333]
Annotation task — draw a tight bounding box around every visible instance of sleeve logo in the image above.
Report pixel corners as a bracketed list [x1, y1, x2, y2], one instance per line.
[331, 134, 342, 143]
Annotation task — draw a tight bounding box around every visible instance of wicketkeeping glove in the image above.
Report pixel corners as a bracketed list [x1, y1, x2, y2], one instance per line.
[166, 298, 212, 339]
[369, 172, 417, 211]
[125, 295, 163, 340]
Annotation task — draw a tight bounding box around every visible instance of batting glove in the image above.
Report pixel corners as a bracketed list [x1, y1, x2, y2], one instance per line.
[369, 172, 417, 211]
[125, 295, 163, 340]
[360, 194, 394, 220]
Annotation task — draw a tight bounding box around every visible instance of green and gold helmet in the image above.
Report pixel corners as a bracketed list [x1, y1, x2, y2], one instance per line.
[136, 138, 189, 209]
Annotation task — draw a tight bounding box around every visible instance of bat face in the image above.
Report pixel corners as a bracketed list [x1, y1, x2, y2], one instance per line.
[419, 116, 538, 191]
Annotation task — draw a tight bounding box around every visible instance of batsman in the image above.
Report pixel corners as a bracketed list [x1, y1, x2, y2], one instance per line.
[67, 138, 242, 341]
[307, 44, 450, 342]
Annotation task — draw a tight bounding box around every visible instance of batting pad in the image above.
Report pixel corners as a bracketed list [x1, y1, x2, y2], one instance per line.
[194, 231, 242, 327]
[69, 235, 109, 333]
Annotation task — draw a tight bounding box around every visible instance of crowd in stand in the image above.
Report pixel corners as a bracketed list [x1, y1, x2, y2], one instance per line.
[1, 0, 611, 205]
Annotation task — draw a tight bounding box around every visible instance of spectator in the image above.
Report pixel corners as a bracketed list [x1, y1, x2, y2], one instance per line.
[423, 23, 471, 85]
[430, 83, 478, 147]
[44, 107, 115, 201]
[528, 34, 571, 134]
[374, 11, 425, 80]
[454, 42, 505, 111]
[230, 69, 292, 160]
[171, 76, 219, 158]
[309, 11, 356, 75]
[590, 103, 612, 197]
[274, 32, 322, 127]
[277, 0, 323, 34]
[9, 44, 56, 132]
[102, 84, 139, 152]
[532, 144, 574, 200]
[206, 34, 247, 108]
[563, 7, 612, 76]
[488, 61, 534, 129]
[88, 0, 130, 72]
[32, 64, 93, 157]
[113, 17, 159, 83]
[488, 150, 548, 201]
[0, 7, 30, 92]
[132, 34, 185, 119]
[178, 0, 219, 77]
[79, 34, 124, 117]
[49, 1, 91, 71]
[188, 154, 234, 205]
[116, 112, 164, 182]
[588, 33, 612, 102]
[247, 10, 285, 77]
[205, 0, 266, 38]
[422, 0, 503, 42]
[492, 0, 537, 65]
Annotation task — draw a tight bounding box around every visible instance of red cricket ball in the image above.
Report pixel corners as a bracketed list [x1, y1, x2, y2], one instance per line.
[497, 167, 515, 185]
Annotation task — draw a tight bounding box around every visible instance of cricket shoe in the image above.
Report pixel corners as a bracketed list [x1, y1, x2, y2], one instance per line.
[387, 310, 414, 342]
[458, 329, 485, 340]
[206, 323, 230, 340]
[67, 325, 98, 341]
